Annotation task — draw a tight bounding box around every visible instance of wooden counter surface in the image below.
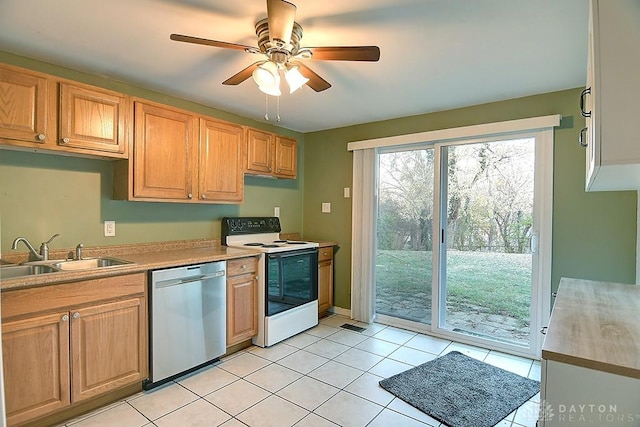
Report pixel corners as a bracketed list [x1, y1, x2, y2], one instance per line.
[541, 277, 640, 379]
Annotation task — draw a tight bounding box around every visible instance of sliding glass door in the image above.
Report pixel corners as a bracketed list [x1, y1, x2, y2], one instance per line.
[439, 138, 535, 348]
[376, 149, 435, 324]
[374, 131, 551, 357]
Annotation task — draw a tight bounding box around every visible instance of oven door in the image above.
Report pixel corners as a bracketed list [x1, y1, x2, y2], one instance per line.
[265, 248, 318, 316]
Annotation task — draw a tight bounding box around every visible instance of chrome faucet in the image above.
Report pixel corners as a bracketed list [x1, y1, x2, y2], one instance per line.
[11, 234, 60, 261]
[75, 243, 84, 260]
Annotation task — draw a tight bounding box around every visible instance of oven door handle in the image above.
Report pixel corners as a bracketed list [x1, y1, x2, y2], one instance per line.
[267, 248, 318, 259]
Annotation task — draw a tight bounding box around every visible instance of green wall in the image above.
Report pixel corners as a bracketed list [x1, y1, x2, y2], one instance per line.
[2, 52, 637, 312]
[0, 52, 305, 253]
[303, 89, 637, 309]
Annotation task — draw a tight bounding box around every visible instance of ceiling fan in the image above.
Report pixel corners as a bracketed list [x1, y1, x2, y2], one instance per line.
[169, 0, 380, 95]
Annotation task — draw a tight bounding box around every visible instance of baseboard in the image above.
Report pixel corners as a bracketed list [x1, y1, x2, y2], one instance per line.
[329, 306, 351, 317]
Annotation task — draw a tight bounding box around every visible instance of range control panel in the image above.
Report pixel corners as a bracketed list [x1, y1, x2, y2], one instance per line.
[221, 217, 282, 238]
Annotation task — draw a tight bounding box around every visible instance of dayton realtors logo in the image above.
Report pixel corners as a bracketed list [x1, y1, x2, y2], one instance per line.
[533, 400, 640, 424]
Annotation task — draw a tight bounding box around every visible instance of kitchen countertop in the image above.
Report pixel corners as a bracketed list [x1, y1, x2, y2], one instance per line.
[1, 237, 338, 292]
[0, 240, 261, 291]
[541, 277, 640, 379]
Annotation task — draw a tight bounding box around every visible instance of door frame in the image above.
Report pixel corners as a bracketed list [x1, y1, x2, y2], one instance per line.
[355, 116, 559, 359]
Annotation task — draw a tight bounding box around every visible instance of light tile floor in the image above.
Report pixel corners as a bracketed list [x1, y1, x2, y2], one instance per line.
[62, 314, 540, 427]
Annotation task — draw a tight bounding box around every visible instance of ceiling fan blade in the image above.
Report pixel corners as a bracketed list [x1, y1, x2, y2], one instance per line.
[295, 63, 331, 92]
[170, 33, 257, 52]
[305, 46, 381, 62]
[267, 0, 296, 47]
[222, 62, 263, 85]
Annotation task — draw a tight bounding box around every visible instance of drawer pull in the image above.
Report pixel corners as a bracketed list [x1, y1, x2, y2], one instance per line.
[578, 127, 588, 147]
[580, 87, 591, 118]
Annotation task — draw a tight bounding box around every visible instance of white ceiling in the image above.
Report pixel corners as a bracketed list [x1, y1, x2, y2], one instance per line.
[0, 0, 588, 133]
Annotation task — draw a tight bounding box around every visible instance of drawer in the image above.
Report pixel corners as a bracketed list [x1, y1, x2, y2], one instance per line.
[227, 257, 258, 276]
[318, 247, 333, 262]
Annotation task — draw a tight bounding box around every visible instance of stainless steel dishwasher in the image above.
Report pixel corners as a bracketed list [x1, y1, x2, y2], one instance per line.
[145, 261, 226, 389]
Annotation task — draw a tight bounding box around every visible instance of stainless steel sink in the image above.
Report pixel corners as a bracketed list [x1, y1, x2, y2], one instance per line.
[51, 257, 133, 271]
[0, 264, 60, 279]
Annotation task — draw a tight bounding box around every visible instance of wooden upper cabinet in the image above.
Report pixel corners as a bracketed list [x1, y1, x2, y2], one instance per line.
[200, 119, 244, 203]
[274, 136, 297, 178]
[0, 63, 129, 158]
[245, 127, 297, 179]
[132, 100, 198, 201]
[59, 82, 128, 157]
[118, 101, 246, 204]
[246, 128, 274, 175]
[0, 63, 56, 147]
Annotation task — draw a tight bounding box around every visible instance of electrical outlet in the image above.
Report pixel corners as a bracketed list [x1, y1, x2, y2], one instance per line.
[104, 221, 116, 237]
[321, 202, 331, 213]
[274, 206, 280, 217]
[344, 187, 350, 198]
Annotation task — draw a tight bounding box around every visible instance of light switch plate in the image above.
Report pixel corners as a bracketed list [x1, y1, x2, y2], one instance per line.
[344, 187, 350, 198]
[321, 202, 331, 213]
[274, 206, 280, 217]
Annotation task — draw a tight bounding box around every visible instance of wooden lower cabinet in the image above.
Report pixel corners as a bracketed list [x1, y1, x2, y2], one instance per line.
[318, 247, 334, 315]
[1, 273, 147, 427]
[2, 312, 71, 426]
[226, 256, 259, 346]
[71, 297, 146, 403]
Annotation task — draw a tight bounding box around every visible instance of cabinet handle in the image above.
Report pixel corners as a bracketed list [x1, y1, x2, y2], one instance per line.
[579, 87, 591, 118]
[277, 168, 281, 173]
[187, 193, 193, 199]
[578, 127, 588, 148]
[540, 326, 548, 335]
[268, 166, 272, 172]
[61, 314, 69, 322]
[61, 137, 70, 144]
[73, 312, 80, 319]
[241, 264, 247, 270]
[323, 252, 328, 256]
[202, 194, 207, 199]
[37, 133, 46, 142]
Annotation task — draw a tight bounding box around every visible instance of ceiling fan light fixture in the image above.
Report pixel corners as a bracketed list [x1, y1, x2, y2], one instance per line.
[252, 61, 279, 88]
[284, 64, 309, 94]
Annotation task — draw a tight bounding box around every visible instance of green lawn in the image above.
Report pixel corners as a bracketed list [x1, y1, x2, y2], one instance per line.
[376, 250, 531, 322]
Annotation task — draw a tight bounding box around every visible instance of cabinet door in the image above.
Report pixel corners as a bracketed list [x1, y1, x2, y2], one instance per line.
[2, 311, 70, 426]
[59, 83, 128, 156]
[318, 248, 334, 314]
[227, 274, 258, 346]
[199, 119, 244, 202]
[133, 101, 197, 200]
[274, 136, 297, 178]
[0, 64, 56, 146]
[70, 297, 147, 402]
[246, 128, 274, 174]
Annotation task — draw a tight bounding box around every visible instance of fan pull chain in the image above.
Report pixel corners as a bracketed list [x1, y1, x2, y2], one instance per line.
[276, 96, 281, 123]
[264, 94, 269, 121]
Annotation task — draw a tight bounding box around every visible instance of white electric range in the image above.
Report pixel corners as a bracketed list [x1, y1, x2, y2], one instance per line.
[222, 217, 319, 347]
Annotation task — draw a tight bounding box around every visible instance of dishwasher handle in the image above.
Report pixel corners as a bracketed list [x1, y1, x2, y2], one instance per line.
[155, 270, 226, 289]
